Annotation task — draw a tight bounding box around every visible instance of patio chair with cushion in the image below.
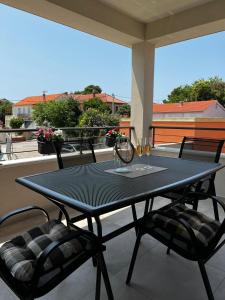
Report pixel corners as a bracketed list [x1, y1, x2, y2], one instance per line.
[126, 192, 225, 300]
[150, 137, 224, 220]
[0, 205, 114, 300]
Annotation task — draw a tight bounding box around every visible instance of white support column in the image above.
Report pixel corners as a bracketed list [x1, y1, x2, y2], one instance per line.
[131, 41, 155, 144]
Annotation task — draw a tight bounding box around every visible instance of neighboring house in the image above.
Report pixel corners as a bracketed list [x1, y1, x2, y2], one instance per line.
[72, 93, 126, 112]
[13, 92, 127, 120]
[12, 93, 64, 119]
[153, 100, 225, 119]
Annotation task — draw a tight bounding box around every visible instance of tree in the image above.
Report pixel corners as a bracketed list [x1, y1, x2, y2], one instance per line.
[9, 117, 24, 128]
[117, 104, 131, 116]
[83, 85, 102, 95]
[0, 99, 12, 123]
[163, 85, 192, 103]
[79, 109, 119, 127]
[83, 97, 111, 113]
[74, 85, 102, 95]
[164, 77, 225, 106]
[32, 98, 82, 127]
[102, 113, 120, 127]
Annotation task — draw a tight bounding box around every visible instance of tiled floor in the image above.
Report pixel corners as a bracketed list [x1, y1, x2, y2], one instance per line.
[1, 197, 225, 300]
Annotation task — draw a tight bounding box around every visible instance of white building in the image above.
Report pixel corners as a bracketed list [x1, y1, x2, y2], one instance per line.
[153, 100, 225, 120]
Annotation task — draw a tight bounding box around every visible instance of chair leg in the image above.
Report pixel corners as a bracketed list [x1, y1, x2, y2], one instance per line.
[99, 252, 114, 300]
[166, 234, 174, 255]
[95, 255, 101, 300]
[149, 197, 154, 211]
[126, 232, 142, 284]
[212, 198, 219, 221]
[87, 216, 94, 233]
[58, 210, 63, 221]
[193, 199, 199, 211]
[131, 204, 138, 236]
[209, 182, 219, 221]
[198, 261, 214, 300]
[88, 217, 97, 267]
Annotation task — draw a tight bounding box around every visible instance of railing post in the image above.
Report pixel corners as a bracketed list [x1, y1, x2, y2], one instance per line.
[129, 127, 132, 140]
[152, 127, 155, 148]
[80, 129, 83, 155]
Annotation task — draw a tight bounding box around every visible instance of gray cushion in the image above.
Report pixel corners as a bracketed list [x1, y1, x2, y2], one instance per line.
[0, 220, 88, 282]
[144, 204, 220, 251]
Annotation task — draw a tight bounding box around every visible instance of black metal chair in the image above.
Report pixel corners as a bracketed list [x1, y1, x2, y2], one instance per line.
[114, 138, 139, 233]
[150, 137, 224, 220]
[55, 137, 96, 170]
[126, 192, 225, 300]
[53, 137, 96, 233]
[0, 206, 114, 300]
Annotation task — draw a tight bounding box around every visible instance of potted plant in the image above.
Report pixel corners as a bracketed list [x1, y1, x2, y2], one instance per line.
[105, 128, 123, 147]
[36, 127, 64, 154]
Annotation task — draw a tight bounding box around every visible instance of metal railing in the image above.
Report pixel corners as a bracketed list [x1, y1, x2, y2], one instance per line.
[149, 125, 225, 148]
[0, 126, 134, 160]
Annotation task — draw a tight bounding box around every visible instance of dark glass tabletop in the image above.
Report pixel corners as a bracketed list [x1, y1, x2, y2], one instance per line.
[16, 156, 223, 216]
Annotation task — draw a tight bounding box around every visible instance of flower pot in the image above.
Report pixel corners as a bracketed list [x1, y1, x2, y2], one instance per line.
[105, 136, 116, 147]
[38, 141, 63, 155]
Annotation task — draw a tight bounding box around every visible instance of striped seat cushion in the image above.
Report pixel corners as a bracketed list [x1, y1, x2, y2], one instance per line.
[0, 220, 90, 282]
[144, 204, 220, 251]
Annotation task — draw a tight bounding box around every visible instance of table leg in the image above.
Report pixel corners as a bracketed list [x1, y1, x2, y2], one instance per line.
[87, 216, 94, 233]
[144, 199, 150, 215]
[95, 216, 103, 240]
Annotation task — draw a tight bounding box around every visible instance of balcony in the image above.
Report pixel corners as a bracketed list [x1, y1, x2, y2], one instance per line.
[1, 0, 225, 298]
[1, 126, 225, 299]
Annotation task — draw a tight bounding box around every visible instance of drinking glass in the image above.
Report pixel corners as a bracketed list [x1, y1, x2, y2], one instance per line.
[144, 138, 152, 156]
[113, 141, 121, 168]
[136, 139, 143, 158]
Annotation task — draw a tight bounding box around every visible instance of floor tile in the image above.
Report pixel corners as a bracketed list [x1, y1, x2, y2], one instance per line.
[116, 243, 225, 300]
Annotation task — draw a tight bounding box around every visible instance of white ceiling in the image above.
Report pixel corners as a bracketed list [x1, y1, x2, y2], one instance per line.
[99, 0, 213, 23]
[1, 0, 224, 47]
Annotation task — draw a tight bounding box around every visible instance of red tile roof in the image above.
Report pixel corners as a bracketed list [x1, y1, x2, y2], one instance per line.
[73, 93, 126, 105]
[14, 94, 63, 106]
[153, 100, 218, 113]
[14, 93, 127, 107]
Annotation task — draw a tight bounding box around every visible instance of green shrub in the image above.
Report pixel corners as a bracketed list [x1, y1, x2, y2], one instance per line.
[79, 109, 120, 137]
[9, 117, 24, 129]
[117, 104, 131, 117]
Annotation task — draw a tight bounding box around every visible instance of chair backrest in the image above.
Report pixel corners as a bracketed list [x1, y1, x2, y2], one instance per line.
[56, 138, 96, 169]
[179, 137, 224, 163]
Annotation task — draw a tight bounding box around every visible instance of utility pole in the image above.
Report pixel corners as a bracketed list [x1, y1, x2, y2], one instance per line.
[42, 90, 47, 102]
[112, 93, 115, 115]
[42, 91, 48, 127]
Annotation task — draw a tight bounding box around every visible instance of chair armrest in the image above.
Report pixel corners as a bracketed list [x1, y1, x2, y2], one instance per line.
[0, 206, 50, 226]
[183, 192, 225, 213]
[145, 210, 200, 249]
[32, 229, 100, 281]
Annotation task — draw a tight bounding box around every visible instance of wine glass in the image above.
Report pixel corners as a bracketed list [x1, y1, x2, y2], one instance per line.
[143, 137, 152, 164]
[114, 137, 135, 172]
[136, 139, 143, 158]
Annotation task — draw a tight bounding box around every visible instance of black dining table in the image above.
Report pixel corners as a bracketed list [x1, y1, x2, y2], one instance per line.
[16, 155, 224, 243]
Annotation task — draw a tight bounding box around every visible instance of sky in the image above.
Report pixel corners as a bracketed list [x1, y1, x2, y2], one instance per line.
[1, 4, 225, 103]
